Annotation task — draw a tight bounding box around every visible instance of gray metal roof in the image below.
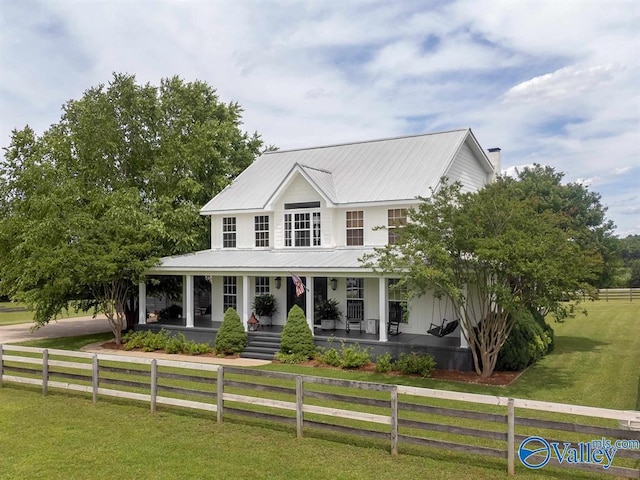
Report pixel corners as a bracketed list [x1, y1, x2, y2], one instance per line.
[201, 128, 490, 213]
[149, 247, 377, 274]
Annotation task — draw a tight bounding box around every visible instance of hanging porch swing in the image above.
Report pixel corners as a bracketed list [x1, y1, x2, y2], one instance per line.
[427, 296, 459, 337]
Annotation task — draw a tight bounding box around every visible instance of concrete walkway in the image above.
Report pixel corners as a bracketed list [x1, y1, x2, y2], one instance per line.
[0, 316, 270, 367]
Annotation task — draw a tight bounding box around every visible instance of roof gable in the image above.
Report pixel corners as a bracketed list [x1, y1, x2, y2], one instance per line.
[201, 128, 492, 214]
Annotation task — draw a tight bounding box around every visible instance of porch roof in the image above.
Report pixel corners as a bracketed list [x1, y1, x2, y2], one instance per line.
[148, 247, 378, 275]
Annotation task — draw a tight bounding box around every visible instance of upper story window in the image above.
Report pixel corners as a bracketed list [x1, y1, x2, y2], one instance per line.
[387, 208, 407, 245]
[255, 215, 269, 247]
[346, 210, 364, 246]
[222, 217, 236, 248]
[284, 202, 321, 247]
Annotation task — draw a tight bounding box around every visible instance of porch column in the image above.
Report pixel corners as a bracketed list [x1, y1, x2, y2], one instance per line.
[138, 281, 146, 325]
[459, 287, 469, 349]
[378, 277, 388, 342]
[305, 275, 314, 336]
[185, 275, 194, 328]
[242, 275, 250, 331]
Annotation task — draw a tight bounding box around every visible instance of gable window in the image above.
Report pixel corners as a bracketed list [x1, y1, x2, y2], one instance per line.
[255, 215, 269, 247]
[284, 211, 321, 247]
[222, 217, 236, 248]
[223, 276, 237, 311]
[346, 210, 364, 246]
[255, 276, 270, 295]
[387, 208, 407, 245]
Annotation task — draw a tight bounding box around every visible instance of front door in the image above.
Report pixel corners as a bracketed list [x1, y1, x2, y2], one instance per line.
[286, 277, 328, 323]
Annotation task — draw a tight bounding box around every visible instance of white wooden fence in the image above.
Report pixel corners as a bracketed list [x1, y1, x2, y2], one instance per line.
[1, 344, 639, 478]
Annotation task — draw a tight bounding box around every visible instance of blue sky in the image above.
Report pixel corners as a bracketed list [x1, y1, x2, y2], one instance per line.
[1, 0, 638, 235]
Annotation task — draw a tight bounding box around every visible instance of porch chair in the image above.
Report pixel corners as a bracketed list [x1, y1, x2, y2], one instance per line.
[346, 301, 364, 333]
[387, 303, 403, 336]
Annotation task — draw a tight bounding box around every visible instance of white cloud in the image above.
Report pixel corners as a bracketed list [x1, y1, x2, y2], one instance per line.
[1, 0, 638, 234]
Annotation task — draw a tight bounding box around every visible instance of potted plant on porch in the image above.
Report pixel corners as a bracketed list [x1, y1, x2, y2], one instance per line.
[315, 298, 342, 331]
[252, 293, 278, 326]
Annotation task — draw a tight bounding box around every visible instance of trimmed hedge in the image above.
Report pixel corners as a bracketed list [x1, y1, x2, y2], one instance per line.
[214, 308, 247, 355]
[280, 305, 316, 359]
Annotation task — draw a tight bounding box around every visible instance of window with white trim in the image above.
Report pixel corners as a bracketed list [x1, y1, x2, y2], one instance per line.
[284, 211, 321, 247]
[255, 215, 269, 247]
[222, 217, 236, 248]
[346, 210, 364, 246]
[387, 208, 407, 245]
[388, 278, 408, 323]
[346, 277, 364, 319]
[223, 276, 237, 311]
[255, 276, 270, 295]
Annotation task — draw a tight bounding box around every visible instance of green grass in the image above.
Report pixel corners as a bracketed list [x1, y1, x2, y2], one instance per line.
[2, 300, 638, 479]
[0, 387, 610, 480]
[0, 302, 95, 326]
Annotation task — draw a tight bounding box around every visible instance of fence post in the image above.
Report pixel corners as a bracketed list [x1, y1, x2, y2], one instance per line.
[216, 366, 224, 424]
[0, 344, 3, 388]
[150, 359, 157, 414]
[296, 375, 304, 439]
[391, 385, 398, 456]
[92, 354, 98, 404]
[507, 398, 515, 476]
[42, 349, 49, 397]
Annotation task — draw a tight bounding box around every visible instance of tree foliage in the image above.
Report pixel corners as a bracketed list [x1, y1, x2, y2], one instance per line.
[364, 167, 613, 377]
[0, 74, 264, 343]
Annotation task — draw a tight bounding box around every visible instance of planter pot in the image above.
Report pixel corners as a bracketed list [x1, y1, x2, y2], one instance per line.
[320, 319, 336, 330]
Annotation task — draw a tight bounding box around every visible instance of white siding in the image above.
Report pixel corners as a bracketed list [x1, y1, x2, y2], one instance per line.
[445, 141, 491, 193]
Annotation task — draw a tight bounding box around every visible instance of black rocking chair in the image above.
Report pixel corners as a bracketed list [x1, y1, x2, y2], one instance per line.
[427, 319, 459, 337]
[387, 304, 403, 336]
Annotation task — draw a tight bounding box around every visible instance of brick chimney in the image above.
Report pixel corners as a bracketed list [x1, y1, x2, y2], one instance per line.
[487, 147, 501, 181]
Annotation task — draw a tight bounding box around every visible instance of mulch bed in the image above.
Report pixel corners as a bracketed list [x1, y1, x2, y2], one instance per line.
[101, 342, 521, 386]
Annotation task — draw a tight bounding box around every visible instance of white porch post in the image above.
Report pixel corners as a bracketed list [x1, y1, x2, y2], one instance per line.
[459, 286, 469, 349]
[138, 281, 146, 325]
[242, 275, 250, 331]
[185, 275, 194, 328]
[378, 277, 388, 342]
[305, 275, 314, 336]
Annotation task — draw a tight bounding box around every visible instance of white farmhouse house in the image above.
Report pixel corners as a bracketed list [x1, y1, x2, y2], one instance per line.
[139, 128, 500, 369]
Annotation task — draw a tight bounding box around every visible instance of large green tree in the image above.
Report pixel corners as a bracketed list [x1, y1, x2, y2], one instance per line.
[0, 74, 264, 343]
[365, 168, 612, 377]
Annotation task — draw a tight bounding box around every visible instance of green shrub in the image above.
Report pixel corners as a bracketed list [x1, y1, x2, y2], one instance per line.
[123, 329, 170, 352]
[123, 329, 212, 355]
[338, 342, 371, 369]
[274, 352, 307, 364]
[496, 308, 553, 371]
[280, 305, 316, 359]
[375, 352, 394, 373]
[214, 308, 247, 355]
[317, 346, 342, 367]
[395, 352, 436, 377]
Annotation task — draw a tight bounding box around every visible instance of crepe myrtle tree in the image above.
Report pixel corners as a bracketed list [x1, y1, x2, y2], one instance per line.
[363, 173, 609, 377]
[0, 73, 266, 343]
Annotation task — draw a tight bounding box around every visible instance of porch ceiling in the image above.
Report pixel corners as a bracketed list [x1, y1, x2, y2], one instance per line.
[148, 247, 378, 275]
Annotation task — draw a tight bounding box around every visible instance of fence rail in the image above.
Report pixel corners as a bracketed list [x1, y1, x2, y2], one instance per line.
[598, 288, 640, 302]
[1, 344, 639, 478]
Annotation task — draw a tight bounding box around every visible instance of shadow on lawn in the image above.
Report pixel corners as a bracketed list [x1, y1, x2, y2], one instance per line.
[550, 335, 609, 355]
[508, 363, 584, 398]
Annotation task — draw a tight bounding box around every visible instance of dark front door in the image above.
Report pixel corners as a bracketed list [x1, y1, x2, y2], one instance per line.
[287, 276, 307, 317]
[286, 276, 328, 324]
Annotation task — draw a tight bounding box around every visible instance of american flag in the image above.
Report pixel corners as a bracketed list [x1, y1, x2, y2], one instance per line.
[291, 273, 305, 297]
